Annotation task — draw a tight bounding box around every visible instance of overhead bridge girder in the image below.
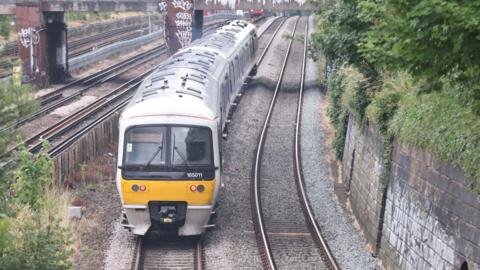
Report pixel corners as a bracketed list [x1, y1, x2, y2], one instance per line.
[194, 0, 317, 11]
[0, 0, 318, 14]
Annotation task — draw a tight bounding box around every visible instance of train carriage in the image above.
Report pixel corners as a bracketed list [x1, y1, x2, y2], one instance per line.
[116, 20, 258, 236]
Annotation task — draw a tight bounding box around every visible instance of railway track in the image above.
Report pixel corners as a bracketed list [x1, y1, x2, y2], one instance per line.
[0, 17, 241, 79]
[68, 24, 149, 57]
[251, 16, 339, 270]
[128, 16, 283, 270]
[132, 236, 204, 270]
[0, 45, 167, 134]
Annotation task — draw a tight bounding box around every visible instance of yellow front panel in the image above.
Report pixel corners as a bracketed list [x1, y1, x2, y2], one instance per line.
[121, 177, 216, 205]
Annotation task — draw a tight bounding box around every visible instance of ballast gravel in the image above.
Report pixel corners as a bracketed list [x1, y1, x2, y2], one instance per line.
[104, 222, 138, 270]
[299, 16, 380, 270]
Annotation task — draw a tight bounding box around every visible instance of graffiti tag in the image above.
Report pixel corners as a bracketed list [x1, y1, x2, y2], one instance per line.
[18, 27, 39, 48]
[172, 0, 192, 11]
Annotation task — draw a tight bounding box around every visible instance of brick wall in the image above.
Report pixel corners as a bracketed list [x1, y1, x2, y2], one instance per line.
[343, 115, 480, 270]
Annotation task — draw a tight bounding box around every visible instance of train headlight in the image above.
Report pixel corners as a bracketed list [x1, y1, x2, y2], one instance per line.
[139, 185, 146, 191]
[197, 184, 205, 192]
[189, 185, 197, 192]
[132, 184, 139, 192]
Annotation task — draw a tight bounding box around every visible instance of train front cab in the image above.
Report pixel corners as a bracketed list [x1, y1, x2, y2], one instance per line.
[117, 117, 220, 236]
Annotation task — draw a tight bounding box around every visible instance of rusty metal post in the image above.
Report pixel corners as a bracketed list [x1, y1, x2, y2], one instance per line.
[164, 0, 194, 53]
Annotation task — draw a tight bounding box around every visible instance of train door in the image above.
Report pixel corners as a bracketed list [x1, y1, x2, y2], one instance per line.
[229, 63, 236, 91]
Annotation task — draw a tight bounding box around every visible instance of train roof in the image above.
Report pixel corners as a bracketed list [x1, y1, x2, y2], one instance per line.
[121, 20, 256, 122]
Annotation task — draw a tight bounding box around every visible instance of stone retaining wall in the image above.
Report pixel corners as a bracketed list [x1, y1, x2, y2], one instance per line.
[343, 115, 480, 270]
[342, 114, 385, 249]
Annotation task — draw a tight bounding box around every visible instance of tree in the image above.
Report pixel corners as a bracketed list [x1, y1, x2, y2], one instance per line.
[309, 0, 377, 78]
[358, 0, 480, 110]
[0, 71, 38, 212]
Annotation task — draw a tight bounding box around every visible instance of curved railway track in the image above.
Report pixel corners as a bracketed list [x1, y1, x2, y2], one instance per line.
[251, 16, 339, 270]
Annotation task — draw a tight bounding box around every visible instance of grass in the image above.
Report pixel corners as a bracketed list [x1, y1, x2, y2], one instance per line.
[389, 82, 480, 194]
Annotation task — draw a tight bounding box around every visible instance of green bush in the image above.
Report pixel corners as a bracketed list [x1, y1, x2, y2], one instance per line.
[0, 204, 73, 270]
[366, 73, 411, 136]
[327, 72, 349, 159]
[0, 144, 74, 269]
[0, 80, 37, 212]
[358, 0, 480, 110]
[0, 15, 12, 39]
[12, 142, 52, 210]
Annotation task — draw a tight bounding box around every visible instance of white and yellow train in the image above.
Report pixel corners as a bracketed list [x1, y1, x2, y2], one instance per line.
[116, 20, 258, 236]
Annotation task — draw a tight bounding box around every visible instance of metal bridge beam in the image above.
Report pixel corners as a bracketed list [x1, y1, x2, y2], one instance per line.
[1, 0, 318, 14]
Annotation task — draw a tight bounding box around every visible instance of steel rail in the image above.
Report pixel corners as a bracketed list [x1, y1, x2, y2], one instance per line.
[0, 64, 155, 164]
[48, 95, 131, 157]
[256, 17, 286, 66]
[293, 21, 340, 270]
[251, 16, 300, 270]
[195, 238, 204, 270]
[69, 31, 144, 59]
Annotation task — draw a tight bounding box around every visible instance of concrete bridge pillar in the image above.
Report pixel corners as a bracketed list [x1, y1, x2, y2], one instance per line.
[15, 4, 67, 88]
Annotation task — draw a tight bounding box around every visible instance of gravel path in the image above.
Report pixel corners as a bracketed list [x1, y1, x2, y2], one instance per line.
[203, 17, 297, 270]
[300, 16, 380, 270]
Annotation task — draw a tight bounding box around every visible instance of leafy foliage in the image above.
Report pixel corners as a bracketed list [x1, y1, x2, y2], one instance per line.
[65, 12, 113, 23]
[0, 145, 74, 269]
[366, 73, 411, 136]
[0, 78, 37, 212]
[358, 0, 480, 111]
[327, 72, 349, 159]
[0, 76, 73, 268]
[0, 203, 73, 269]
[12, 142, 52, 210]
[0, 15, 13, 39]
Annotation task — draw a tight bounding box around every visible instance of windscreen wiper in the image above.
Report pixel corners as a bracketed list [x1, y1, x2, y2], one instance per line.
[144, 136, 164, 169]
[172, 135, 193, 170]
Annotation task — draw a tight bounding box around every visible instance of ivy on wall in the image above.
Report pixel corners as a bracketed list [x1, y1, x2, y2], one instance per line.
[312, 0, 480, 195]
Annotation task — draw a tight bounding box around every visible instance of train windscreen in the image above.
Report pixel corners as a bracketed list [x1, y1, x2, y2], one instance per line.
[122, 125, 214, 180]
